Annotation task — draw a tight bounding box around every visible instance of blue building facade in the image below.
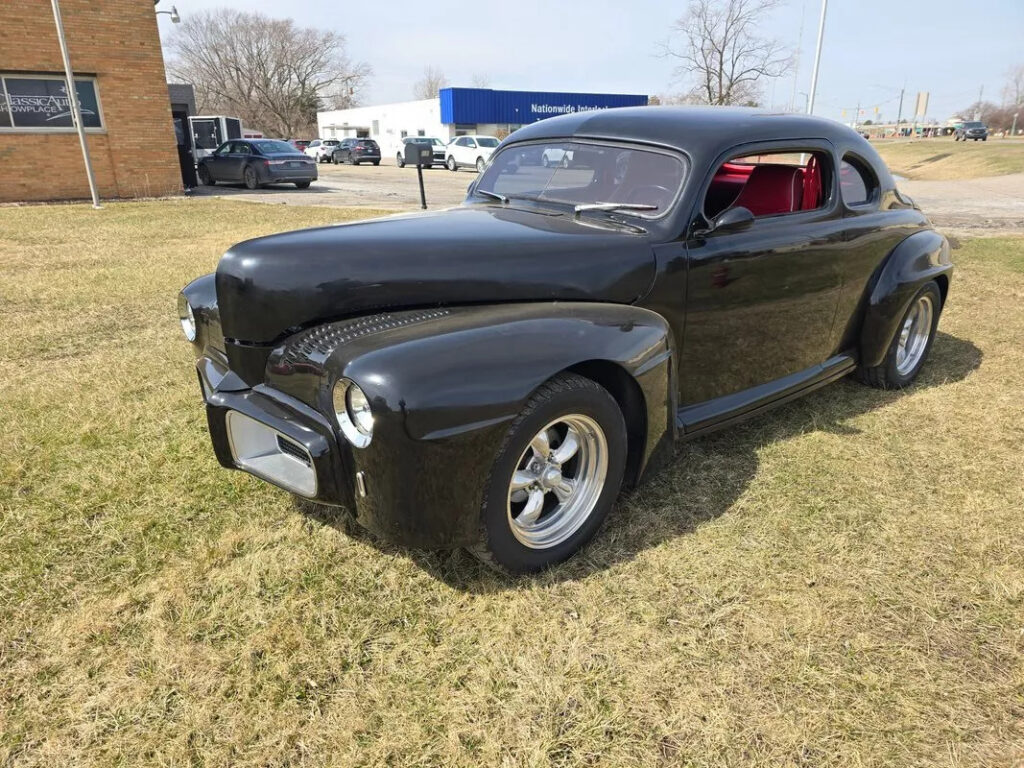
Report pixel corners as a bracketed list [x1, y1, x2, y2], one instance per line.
[439, 88, 648, 127]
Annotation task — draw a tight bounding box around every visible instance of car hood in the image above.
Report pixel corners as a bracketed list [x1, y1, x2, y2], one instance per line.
[215, 205, 657, 344]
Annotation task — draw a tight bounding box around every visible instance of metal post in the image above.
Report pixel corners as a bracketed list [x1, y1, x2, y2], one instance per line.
[806, 0, 828, 114]
[416, 164, 427, 210]
[51, 0, 100, 208]
[1012, 111, 1020, 137]
[895, 88, 904, 136]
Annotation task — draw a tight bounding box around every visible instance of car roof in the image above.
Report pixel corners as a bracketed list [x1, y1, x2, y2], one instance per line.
[511, 105, 862, 153]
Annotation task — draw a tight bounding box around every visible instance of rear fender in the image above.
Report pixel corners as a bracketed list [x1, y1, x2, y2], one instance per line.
[860, 229, 952, 368]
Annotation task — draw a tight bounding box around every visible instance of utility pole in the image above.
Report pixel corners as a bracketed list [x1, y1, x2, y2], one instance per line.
[51, 0, 100, 208]
[895, 87, 905, 136]
[789, 0, 806, 112]
[975, 84, 984, 120]
[806, 0, 828, 114]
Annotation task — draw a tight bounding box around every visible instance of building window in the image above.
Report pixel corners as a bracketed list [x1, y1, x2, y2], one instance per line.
[0, 74, 103, 132]
[417, 129, 425, 136]
[400, 129, 408, 139]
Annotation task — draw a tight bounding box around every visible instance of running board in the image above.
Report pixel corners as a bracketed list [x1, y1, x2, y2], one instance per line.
[677, 354, 857, 439]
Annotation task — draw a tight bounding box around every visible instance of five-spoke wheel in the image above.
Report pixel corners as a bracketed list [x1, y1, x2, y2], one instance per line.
[474, 373, 626, 573]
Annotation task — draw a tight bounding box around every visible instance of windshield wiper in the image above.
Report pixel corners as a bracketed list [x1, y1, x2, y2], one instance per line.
[573, 202, 657, 217]
[476, 189, 509, 204]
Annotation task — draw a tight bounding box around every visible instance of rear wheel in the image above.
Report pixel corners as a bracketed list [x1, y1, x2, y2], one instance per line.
[447, 156, 457, 172]
[372, 160, 380, 166]
[856, 281, 942, 389]
[295, 181, 311, 189]
[471, 373, 626, 574]
[476, 157, 485, 173]
[396, 153, 405, 168]
[243, 165, 259, 190]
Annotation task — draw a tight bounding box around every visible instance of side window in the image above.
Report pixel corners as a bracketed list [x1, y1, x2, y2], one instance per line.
[704, 149, 831, 220]
[467, 138, 478, 148]
[213, 143, 231, 156]
[236, 142, 251, 155]
[309, 140, 320, 148]
[840, 156, 878, 206]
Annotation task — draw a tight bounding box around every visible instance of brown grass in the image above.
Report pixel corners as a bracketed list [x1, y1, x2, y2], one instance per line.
[1, 200, 1023, 767]
[873, 138, 1024, 180]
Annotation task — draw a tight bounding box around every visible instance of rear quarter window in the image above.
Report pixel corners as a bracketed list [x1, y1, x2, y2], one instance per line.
[840, 155, 879, 207]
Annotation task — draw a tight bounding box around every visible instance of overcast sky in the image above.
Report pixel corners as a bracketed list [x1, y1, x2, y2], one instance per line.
[157, 0, 1023, 123]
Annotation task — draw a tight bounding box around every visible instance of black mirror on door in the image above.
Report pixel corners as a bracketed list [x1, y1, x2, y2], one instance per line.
[712, 206, 755, 233]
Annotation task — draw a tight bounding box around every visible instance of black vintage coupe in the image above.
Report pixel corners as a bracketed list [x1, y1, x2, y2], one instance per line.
[178, 107, 952, 573]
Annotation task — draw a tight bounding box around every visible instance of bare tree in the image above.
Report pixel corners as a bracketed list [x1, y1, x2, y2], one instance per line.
[663, 0, 792, 106]
[1003, 64, 1024, 107]
[413, 66, 448, 100]
[470, 72, 492, 88]
[167, 9, 371, 138]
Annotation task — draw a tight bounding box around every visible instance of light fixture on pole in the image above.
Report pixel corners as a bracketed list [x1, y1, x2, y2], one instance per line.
[51, 0, 100, 208]
[806, 0, 828, 115]
[155, 4, 180, 23]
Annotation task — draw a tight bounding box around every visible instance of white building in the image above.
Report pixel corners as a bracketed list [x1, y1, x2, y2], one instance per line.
[317, 87, 649, 162]
[317, 98, 448, 159]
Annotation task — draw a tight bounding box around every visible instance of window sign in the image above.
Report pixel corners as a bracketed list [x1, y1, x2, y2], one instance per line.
[0, 76, 102, 130]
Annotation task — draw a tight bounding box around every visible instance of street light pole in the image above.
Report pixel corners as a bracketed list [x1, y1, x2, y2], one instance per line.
[806, 0, 828, 114]
[51, 0, 100, 208]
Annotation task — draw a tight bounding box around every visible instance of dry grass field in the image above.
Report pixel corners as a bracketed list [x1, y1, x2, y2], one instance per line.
[1, 199, 1022, 767]
[873, 138, 1024, 180]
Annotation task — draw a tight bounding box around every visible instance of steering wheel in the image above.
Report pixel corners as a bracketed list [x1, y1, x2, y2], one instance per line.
[624, 184, 672, 207]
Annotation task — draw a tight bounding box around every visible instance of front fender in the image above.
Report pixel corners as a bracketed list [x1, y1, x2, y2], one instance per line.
[860, 229, 952, 368]
[266, 303, 673, 547]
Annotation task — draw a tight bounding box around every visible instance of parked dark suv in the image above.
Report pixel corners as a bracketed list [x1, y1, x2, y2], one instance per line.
[331, 138, 381, 165]
[954, 121, 988, 141]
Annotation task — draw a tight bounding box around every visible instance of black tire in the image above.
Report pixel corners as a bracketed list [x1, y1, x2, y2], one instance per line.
[476, 157, 485, 173]
[541, 156, 550, 168]
[243, 165, 259, 190]
[447, 156, 457, 172]
[295, 181, 311, 189]
[856, 281, 942, 389]
[396, 153, 405, 168]
[471, 373, 627, 574]
[197, 165, 214, 186]
[561, 155, 570, 168]
[372, 160, 380, 166]
[332, 154, 339, 164]
[983, 137, 987, 142]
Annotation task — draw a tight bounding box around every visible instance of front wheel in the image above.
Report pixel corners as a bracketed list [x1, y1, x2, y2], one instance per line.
[476, 157, 485, 173]
[197, 165, 214, 186]
[856, 281, 942, 389]
[396, 153, 405, 168]
[447, 156, 457, 172]
[472, 373, 626, 574]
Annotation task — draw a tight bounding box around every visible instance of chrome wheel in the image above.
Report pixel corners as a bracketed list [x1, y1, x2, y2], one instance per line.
[506, 414, 608, 550]
[895, 294, 934, 375]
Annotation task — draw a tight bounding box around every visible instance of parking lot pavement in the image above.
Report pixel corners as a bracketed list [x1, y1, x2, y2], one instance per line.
[898, 173, 1024, 235]
[188, 159, 473, 210]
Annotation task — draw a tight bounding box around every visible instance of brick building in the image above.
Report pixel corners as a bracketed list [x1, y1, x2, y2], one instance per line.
[0, 0, 181, 202]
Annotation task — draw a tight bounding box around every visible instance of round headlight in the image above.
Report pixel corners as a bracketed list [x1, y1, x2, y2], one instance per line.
[178, 293, 197, 342]
[333, 379, 373, 447]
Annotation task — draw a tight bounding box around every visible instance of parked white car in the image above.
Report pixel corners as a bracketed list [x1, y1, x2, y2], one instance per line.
[445, 135, 500, 172]
[304, 139, 342, 163]
[541, 147, 574, 168]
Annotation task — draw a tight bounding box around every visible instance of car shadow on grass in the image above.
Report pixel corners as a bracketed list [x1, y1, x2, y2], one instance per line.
[295, 332, 982, 592]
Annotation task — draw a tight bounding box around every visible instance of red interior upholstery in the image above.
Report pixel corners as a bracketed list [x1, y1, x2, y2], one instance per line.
[801, 155, 822, 210]
[731, 164, 804, 216]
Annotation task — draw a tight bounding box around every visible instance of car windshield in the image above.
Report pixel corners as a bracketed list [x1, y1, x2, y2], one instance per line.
[252, 139, 298, 154]
[964, 122, 985, 128]
[475, 141, 686, 217]
[477, 137, 499, 148]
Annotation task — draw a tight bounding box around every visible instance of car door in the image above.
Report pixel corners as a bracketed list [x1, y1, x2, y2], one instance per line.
[679, 141, 848, 410]
[219, 141, 249, 181]
[204, 142, 234, 181]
